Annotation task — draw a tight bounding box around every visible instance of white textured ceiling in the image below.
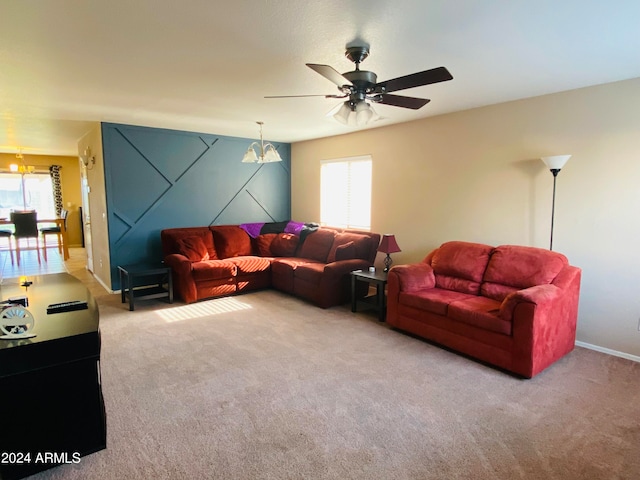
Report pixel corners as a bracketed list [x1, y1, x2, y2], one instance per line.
[2, 0, 640, 156]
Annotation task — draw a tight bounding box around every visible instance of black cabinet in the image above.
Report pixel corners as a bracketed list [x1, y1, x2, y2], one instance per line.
[0, 274, 106, 480]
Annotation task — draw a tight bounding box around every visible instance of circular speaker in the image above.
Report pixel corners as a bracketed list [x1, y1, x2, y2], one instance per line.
[0, 305, 36, 338]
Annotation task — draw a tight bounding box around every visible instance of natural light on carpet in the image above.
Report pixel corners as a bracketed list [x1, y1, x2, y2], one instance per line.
[155, 297, 253, 322]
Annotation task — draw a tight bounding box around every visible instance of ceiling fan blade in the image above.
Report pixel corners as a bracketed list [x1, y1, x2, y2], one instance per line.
[264, 94, 347, 99]
[378, 94, 430, 110]
[306, 64, 353, 87]
[377, 66, 453, 93]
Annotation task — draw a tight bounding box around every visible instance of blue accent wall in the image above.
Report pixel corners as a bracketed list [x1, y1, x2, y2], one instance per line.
[101, 123, 291, 290]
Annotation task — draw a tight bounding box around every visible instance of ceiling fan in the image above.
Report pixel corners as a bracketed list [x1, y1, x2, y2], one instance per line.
[266, 45, 453, 125]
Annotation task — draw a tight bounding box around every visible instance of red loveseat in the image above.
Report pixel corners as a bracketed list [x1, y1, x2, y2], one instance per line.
[387, 241, 581, 378]
[161, 224, 380, 308]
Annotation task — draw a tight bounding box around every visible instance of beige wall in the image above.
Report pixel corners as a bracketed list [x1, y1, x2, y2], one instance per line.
[0, 152, 83, 246]
[78, 124, 112, 290]
[292, 77, 640, 359]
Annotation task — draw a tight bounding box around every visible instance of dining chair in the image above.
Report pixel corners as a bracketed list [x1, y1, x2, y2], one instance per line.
[11, 210, 41, 266]
[40, 209, 68, 261]
[0, 228, 14, 265]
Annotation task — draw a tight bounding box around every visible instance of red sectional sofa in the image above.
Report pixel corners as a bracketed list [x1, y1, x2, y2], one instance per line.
[161, 224, 380, 308]
[387, 241, 581, 378]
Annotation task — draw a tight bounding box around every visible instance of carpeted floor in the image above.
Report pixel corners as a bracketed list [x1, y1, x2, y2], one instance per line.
[25, 260, 640, 480]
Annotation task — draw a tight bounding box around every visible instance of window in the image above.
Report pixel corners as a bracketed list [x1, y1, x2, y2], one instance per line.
[0, 173, 56, 219]
[320, 155, 372, 230]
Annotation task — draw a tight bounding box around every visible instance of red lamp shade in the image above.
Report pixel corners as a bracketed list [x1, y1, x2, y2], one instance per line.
[378, 234, 401, 254]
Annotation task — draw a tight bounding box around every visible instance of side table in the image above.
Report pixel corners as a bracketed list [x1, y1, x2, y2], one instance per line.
[118, 263, 173, 311]
[350, 269, 388, 321]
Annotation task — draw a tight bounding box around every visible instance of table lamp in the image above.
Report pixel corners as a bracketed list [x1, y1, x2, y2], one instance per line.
[378, 234, 401, 272]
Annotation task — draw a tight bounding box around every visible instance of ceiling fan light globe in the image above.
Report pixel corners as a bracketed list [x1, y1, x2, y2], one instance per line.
[333, 102, 352, 125]
[355, 102, 374, 126]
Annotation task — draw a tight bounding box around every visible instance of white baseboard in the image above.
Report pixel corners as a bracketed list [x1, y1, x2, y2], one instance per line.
[91, 269, 115, 294]
[575, 341, 640, 363]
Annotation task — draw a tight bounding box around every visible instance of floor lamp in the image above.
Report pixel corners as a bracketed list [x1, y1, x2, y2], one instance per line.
[541, 155, 571, 251]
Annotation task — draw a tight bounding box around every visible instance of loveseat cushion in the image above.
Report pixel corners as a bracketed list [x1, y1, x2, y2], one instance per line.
[176, 236, 210, 262]
[326, 232, 372, 262]
[270, 233, 299, 256]
[211, 225, 252, 258]
[399, 288, 475, 316]
[480, 245, 568, 301]
[430, 241, 493, 295]
[448, 296, 511, 335]
[297, 229, 335, 262]
[191, 260, 236, 281]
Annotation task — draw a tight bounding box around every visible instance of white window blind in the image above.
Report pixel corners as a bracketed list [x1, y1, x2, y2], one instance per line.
[320, 155, 372, 230]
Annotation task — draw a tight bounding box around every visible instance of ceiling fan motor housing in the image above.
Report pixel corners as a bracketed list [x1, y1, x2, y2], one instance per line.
[342, 70, 378, 106]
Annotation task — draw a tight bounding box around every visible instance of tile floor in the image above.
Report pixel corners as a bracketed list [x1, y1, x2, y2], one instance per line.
[0, 246, 67, 281]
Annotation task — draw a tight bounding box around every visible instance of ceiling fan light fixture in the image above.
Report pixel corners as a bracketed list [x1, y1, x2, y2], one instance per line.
[333, 102, 352, 125]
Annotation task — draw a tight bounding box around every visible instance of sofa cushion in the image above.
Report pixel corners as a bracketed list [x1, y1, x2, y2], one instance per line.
[399, 288, 475, 316]
[293, 262, 326, 284]
[448, 296, 511, 335]
[176, 236, 210, 262]
[254, 233, 277, 256]
[162, 227, 218, 260]
[271, 257, 312, 293]
[326, 232, 372, 263]
[191, 260, 236, 281]
[226, 256, 271, 274]
[430, 241, 493, 295]
[481, 245, 568, 301]
[334, 241, 356, 261]
[270, 233, 299, 256]
[297, 229, 335, 262]
[211, 226, 252, 258]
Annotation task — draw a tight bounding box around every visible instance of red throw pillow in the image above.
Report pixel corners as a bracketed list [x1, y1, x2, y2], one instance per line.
[254, 233, 277, 256]
[176, 236, 210, 262]
[334, 241, 355, 261]
[270, 233, 299, 257]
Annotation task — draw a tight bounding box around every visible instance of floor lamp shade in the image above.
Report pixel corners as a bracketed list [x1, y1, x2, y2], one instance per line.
[541, 155, 571, 250]
[541, 155, 571, 172]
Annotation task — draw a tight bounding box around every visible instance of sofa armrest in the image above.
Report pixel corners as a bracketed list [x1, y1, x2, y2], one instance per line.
[501, 265, 581, 377]
[165, 253, 191, 274]
[388, 263, 435, 293]
[164, 254, 198, 303]
[499, 284, 562, 321]
[386, 263, 435, 327]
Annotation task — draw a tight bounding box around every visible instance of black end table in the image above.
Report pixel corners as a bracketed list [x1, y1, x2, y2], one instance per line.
[118, 263, 173, 311]
[350, 269, 388, 321]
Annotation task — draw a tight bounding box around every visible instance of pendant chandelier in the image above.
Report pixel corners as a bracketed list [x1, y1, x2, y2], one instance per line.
[9, 149, 35, 174]
[242, 122, 282, 163]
